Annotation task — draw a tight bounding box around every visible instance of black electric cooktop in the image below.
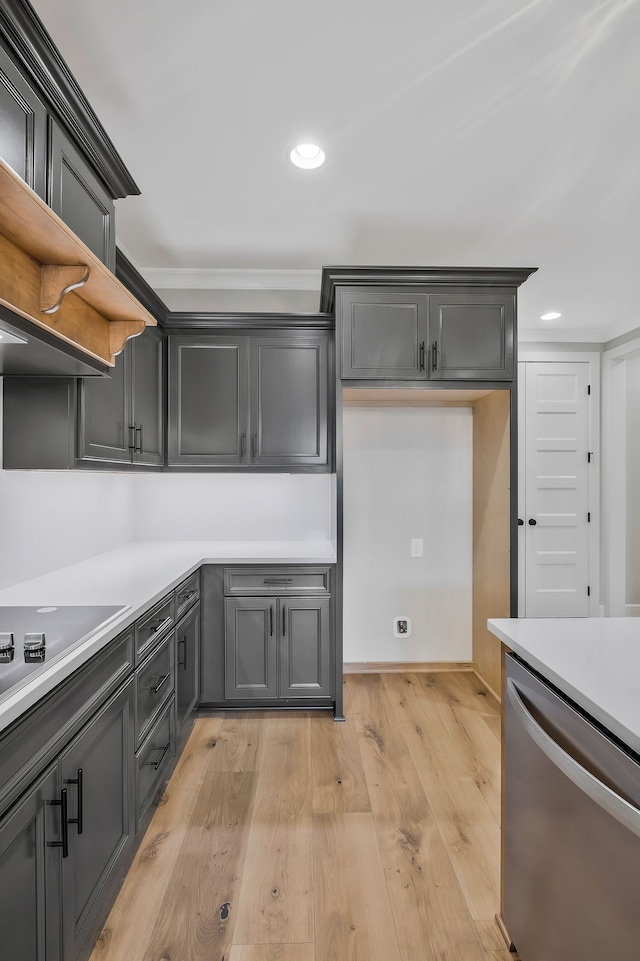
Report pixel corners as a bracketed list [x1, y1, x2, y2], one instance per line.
[0, 605, 128, 698]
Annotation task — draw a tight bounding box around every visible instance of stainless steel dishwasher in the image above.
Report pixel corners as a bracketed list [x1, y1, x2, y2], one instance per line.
[504, 654, 640, 961]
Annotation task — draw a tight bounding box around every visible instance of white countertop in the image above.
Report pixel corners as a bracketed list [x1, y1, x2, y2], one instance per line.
[489, 617, 640, 754]
[0, 539, 336, 732]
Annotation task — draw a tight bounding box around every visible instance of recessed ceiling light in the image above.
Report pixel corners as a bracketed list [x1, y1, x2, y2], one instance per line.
[540, 311, 562, 321]
[289, 143, 326, 169]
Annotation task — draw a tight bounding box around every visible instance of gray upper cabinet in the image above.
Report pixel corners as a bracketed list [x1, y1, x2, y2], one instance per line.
[340, 289, 428, 380]
[48, 120, 116, 271]
[250, 336, 329, 467]
[0, 763, 62, 961]
[0, 42, 47, 197]
[167, 335, 248, 468]
[429, 289, 515, 381]
[130, 330, 164, 467]
[77, 345, 131, 463]
[168, 332, 330, 471]
[79, 329, 165, 466]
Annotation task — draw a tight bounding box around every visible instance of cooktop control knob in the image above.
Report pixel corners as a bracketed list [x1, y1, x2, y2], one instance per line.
[0, 632, 15, 663]
[24, 633, 46, 661]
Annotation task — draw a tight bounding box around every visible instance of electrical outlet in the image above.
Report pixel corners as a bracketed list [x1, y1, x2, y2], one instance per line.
[411, 538, 424, 558]
[393, 616, 412, 638]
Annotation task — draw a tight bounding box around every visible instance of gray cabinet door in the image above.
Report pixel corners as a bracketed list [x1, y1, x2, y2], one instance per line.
[279, 596, 331, 698]
[131, 329, 164, 467]
[0, 763, 62, 961]
[224, 597, 278, 699]
[0, 43, 47, 197]
[59, 678, 134, 961]
[168, 335, 249, 467]
[48, 120, 116, 271]
[340, 289, 428, 380]
[250, 336, 329, 467]
[176, 602, 200, 731]
[77, 347, 132, 463]
[429, 289, 515, 381]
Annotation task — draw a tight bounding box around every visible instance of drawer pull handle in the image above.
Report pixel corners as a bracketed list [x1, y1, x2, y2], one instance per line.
[65, 768, 83, 835]
[178, 636, 187, 670]
[135, 423, 143, 454]
[263, 578, 293, 585]
[49, 788, 69, 858]
[146, 743, 170, 771]
[149, 616, 172, 638]
[178, 590, 196, 602]
[152, 673, 171, 694]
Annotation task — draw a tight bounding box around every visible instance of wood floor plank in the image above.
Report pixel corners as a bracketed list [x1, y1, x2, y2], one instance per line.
[311, 684, 371, 814]
[89, 717, 223, 961]
[414, 673, 502, 824]
[447, 670, 501, 716]
[382, 673, 501, 921]
[314, 812, 402, 961]
[233, 717, 314, 945]
[482, 713, 502, 741]
[142, 769, 257, 961]
[346, 673, 487, 961]
[229, 944, 315, 961]
[208, 713, 264, 772]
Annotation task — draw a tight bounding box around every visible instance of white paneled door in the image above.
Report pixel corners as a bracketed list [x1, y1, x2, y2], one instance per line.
[519, 363, 591, 616]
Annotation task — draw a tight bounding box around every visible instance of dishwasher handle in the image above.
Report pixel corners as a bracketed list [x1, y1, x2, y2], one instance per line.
[506, 677, 640, 839]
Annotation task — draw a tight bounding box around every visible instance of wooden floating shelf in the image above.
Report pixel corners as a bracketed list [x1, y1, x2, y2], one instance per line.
[0, 157, 156, 368]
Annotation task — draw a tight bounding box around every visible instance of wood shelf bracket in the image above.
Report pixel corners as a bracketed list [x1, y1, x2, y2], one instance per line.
[109, 320, 146, 356]
[40, 264, 90, 314]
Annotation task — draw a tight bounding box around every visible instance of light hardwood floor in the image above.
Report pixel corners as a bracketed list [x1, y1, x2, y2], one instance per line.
[90, 672, 517, 961]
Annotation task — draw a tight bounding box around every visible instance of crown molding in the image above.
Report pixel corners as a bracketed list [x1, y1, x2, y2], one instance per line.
[139, 267, 322, 291]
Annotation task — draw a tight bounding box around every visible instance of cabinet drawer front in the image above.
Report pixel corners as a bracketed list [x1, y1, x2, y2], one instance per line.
[135, 697, 175, 826]
[175, 571, 200, 621]
[0, 630, 133, 816]
[135, 632, 175, 745]
[224, 567, 331, 595]
[135, 596, 174, 662]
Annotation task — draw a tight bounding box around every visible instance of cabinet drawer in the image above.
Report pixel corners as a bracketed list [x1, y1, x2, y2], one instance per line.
[224, 567, 331, 596]
[135, 595, 174, 662]
[135, 632, 175, 746]
[135, 696, 175, 826]
[175, 571, 200, 621]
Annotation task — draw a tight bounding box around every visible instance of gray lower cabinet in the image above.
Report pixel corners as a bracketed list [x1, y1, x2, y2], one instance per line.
[58, 677, 135, 961]
[175, 602, 200, 733]
[0, 763, 62, 961]
[47, 120, 116, 272]
[167, 331, 331, 470]
[0, 42, 47, 198]
[225, 595, 331, 701]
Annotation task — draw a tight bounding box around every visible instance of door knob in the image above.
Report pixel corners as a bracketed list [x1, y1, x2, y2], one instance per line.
[528, 518, 537, 526]
[518, 518, 524, 526]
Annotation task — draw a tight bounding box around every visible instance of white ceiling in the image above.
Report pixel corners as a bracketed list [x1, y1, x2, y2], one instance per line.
[32, 0, 640, 341]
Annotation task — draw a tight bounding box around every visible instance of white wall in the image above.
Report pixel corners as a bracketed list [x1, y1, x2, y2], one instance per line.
[129, 473, 333, 542]
[0, 470, 134, 589]
[343, 405, 473, 664]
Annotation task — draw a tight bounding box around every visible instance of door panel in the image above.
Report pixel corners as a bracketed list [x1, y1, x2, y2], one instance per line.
[77, 347, 131, 463]
[0, 44, 47, 196]
[60, 679, 134, 961]
[251, 337, 328, 466]
[224, 598, 277, 699]
[131, 330, 164, 467]
[429, 290, 514, 380]
[168, 337, 248, 467]
[523, 363, 590, 616]
[340, 290, 428, 380]
[0, 764, 62, 961]
[280, 597, 331, 698]
[176, 603, 200, 731]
